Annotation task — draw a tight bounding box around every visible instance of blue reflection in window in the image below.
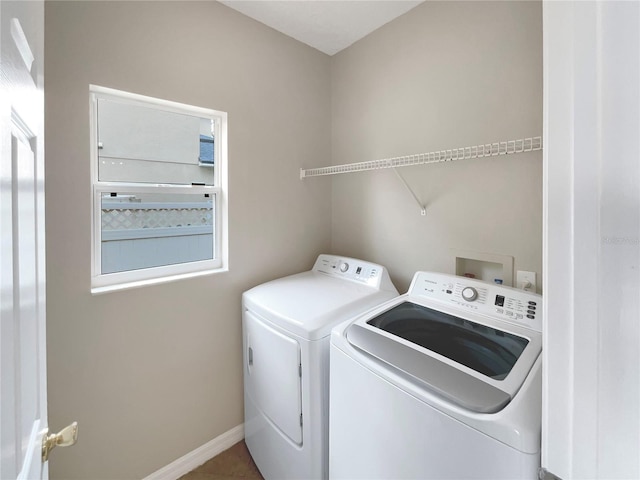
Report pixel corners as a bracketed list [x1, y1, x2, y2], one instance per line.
[199, 134, 214, 165]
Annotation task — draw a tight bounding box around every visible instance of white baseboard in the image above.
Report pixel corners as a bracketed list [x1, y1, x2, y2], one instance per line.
[143, 423, 244, 480]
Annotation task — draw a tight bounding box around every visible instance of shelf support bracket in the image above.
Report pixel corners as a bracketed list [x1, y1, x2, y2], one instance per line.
[391, 166, 426, 216]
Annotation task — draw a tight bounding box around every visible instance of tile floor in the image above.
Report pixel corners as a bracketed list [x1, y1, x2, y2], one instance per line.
[179, 441, 264, 480]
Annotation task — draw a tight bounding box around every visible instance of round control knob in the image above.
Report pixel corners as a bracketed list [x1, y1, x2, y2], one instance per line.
[461, 287, 478, 302]
[339, 262, 349, 273]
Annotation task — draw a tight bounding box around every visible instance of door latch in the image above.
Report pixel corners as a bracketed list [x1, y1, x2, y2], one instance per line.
[42, 421, 78, 462]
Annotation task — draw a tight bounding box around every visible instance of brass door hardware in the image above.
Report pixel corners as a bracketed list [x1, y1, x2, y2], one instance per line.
[42, 422, 78, 462]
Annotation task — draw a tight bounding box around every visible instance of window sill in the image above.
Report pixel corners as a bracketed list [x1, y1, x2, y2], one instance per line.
[91, 266, 228, 295]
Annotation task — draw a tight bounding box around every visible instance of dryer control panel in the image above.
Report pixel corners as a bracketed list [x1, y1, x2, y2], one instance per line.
[408, 271, 542, 332]
[313, 254, 396, 292]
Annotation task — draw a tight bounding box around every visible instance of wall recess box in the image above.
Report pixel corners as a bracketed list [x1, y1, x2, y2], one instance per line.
[451, 249, 514, 287]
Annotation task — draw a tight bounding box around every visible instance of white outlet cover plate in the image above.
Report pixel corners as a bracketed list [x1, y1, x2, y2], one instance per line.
[516, 270, 537, 291]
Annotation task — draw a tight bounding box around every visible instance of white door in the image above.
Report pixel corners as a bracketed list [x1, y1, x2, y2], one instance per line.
[543, 1, 640, 478]
[0, 1, 49, 478]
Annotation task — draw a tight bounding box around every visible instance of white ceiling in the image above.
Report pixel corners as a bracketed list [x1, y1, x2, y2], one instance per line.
[219, 0, 425, 56]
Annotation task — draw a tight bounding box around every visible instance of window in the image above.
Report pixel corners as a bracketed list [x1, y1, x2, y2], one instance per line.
[90, 86, 228, 292]
[199, 134, 214, 166]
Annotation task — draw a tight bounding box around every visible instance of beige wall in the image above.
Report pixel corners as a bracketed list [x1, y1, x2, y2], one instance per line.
[330, 1, 542, 292]
[44, 2, 331, 478]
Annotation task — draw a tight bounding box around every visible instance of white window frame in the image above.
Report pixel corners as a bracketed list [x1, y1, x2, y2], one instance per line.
[90, 85, 228, 293]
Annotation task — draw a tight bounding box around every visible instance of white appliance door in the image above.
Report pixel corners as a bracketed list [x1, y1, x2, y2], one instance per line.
[245, 311, 302, 445]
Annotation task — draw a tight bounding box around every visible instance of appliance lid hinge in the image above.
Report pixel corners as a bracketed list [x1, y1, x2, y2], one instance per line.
[538, 468, 563, 480]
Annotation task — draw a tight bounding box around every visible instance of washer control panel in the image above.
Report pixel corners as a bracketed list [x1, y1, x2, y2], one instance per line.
[409, 271, 542, 332]
[313, 254, 394, 290]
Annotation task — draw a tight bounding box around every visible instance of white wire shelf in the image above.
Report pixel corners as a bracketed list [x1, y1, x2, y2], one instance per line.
[300, 136, 542, 179]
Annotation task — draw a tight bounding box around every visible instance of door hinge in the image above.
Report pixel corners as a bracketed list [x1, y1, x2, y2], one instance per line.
[299, 364, 302, 377]
[300, 413, 303, 427]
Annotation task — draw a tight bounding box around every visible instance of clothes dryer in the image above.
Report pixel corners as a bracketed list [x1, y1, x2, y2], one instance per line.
[242, 254, 398, 480]
[330, 271, 542, 479]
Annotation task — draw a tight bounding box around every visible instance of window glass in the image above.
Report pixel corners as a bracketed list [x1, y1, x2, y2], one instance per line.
[97, 98, 215, 185]
[100, 192, 214, 274]
[199, 117, 215, 166]
[199, 134, 214, 165]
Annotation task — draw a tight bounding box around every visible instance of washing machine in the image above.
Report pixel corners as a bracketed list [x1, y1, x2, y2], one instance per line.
[242, 254, 398, 480]
[330, 271, 542, 479]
